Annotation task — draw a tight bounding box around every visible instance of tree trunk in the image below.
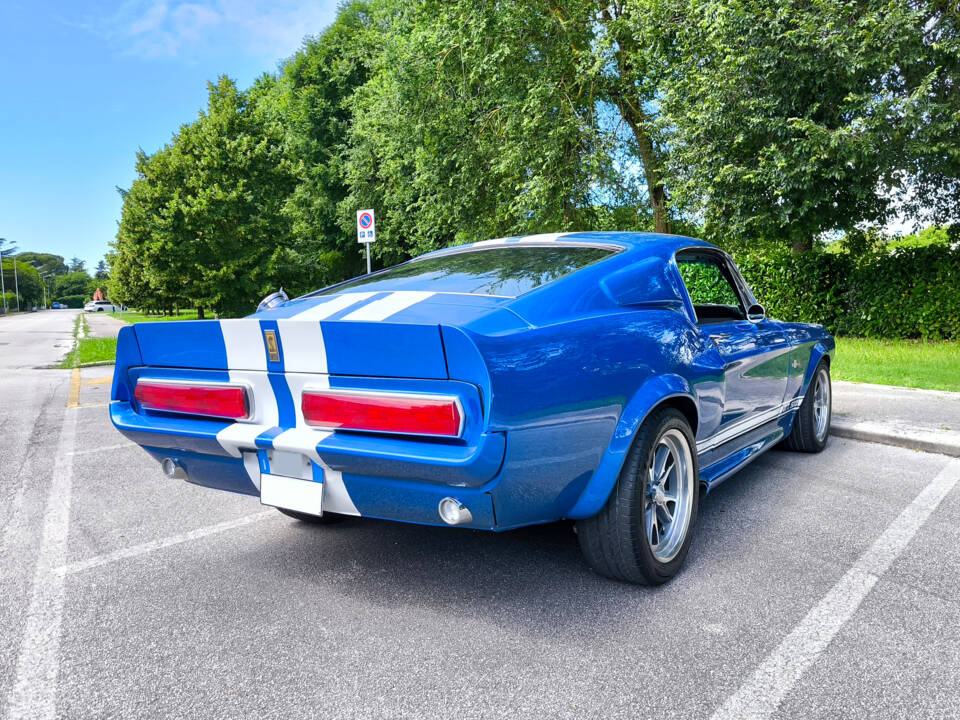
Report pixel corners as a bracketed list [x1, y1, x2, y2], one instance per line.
[601, 7, 671, 234]
[618, 106, 671, 234]
[792, 236, 813, 254]
[197, 305, 205, 320]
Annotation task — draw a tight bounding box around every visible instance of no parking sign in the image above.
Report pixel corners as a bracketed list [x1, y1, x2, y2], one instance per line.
[357, 209, 376, 243]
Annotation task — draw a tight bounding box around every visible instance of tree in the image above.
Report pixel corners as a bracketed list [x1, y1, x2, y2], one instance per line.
[16, 253, 68, 276]
[343, 0, 633, 265]
[114, 76, 300, 317]
[274, 1, 375, 281]
[623, 0, 960, 251]
[68, 257, 86, 273]
[0, 260, 44, 307]
[94, 260, 109, 279]
[54, 271, 92, 298]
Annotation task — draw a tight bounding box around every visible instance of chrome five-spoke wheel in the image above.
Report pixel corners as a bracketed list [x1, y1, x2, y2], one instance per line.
[576, 407, 700, 584]
[812, 366, 831, 443]
[645, 428, 695, 563]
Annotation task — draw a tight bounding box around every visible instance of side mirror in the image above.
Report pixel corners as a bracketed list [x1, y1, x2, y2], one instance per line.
[257, 288, 289, 312]
[746, 303, 765, 324]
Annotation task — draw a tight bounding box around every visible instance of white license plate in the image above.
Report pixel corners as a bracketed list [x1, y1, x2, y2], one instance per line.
[260, 473, 323, 516]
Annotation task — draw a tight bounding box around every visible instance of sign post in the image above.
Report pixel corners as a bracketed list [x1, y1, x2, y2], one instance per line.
[356, 209, 376, 274]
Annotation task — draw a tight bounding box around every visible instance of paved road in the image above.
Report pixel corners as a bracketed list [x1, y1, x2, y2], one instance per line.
[1, 313, 958, 719]
[0, 309, 77, 369]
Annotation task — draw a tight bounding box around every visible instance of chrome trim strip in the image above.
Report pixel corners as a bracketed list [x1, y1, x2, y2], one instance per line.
[696, 395, 803, 454]
[300, 386, 466, 439]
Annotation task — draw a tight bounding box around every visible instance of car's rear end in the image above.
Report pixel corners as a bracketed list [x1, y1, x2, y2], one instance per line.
[110, 236, 627, 529]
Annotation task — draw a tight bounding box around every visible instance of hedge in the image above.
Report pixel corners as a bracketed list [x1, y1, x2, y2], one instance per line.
[732, 244, 960, 340]
[1, 292, 16, 309]
[54, 295, 86, 309]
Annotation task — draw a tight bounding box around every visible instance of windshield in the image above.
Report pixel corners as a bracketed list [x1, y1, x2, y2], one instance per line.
[319, 244, 618, 298]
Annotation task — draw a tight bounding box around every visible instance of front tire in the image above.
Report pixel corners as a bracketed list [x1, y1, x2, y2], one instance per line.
[576, 408, 699, 585]
[785, 361, 831, 453]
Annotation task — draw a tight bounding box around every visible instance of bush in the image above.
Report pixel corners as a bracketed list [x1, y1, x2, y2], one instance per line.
[54, 295, 86, 308]
[1, 292, 17, 310]
[731, 244, 960, 340]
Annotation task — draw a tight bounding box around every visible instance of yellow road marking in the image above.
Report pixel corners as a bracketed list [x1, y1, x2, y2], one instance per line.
[69, 402, 110, 409]
[67, 368, 81, 408]
[81, 376, 113, 386]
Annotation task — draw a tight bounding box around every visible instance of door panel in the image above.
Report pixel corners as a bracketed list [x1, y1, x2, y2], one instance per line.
[706, 319, 790, 430]
[674, 249, 789, 450]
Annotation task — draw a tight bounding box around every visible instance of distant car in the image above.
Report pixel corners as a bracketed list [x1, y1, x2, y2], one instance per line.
[84, 301, 117, 312]
[110, 232, 834, 585]
[51, 302, 63, 309]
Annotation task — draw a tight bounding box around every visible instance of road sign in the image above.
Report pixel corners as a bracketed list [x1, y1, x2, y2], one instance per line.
[357, 210, 376, 244]
[357, 209, 376, 274]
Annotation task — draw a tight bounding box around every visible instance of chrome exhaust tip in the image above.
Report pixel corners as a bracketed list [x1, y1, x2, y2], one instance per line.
[438, 497, 472, 525]
[161, 458, 188, 481]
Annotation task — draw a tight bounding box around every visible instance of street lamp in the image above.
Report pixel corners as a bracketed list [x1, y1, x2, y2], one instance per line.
[41, 272, 53, 309]
[12, 254, 19, 312]
[0, 240, 7, 315]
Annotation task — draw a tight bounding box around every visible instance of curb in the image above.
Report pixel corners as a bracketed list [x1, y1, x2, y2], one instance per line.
[79, 360, 116, 368]
[831, 421, 960, 458]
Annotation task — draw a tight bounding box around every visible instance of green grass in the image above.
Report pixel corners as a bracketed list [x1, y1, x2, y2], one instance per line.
[833, 337, 960, 392]
[59, 313, 119, 366]
[58, 314, 82, 368]
[76, 337, 118, 364]
[111, 309, 203, 323]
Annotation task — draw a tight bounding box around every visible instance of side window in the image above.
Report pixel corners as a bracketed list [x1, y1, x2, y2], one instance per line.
[675, 253, 745, 323]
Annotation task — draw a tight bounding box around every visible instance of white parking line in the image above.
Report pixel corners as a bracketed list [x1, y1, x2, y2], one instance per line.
[68, 441, 136, 456]
[710, 457, 960, 720]
[53, 511, 274, 577]
[5, 407, 78, 720]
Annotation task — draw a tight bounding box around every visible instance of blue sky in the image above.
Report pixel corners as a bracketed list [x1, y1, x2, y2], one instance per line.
[0, 0, 339, 272]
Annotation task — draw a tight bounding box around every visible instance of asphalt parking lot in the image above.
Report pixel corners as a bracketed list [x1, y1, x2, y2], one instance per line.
[2, 311, 959, 719]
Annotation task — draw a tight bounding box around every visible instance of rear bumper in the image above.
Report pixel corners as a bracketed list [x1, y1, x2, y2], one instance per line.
[113, 401, 504, 529]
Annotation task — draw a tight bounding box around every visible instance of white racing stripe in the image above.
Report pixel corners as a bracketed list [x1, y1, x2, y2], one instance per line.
[288, 292, 376, 321]
[279, 292, 377, 373]
[710, 457, 960, 720]
[340, 290, 435, 322]
[220, 319, 266, 371]
[281, 373, 358, 515]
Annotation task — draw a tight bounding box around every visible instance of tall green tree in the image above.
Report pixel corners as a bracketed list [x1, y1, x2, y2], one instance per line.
[114, 76, 300, 317]
[54, 271, 92, 297]
[17, 253, 68, 276]
[627, 0, 960, 250]
[343, 0, 630, 264]
[275, 0, 375, 280]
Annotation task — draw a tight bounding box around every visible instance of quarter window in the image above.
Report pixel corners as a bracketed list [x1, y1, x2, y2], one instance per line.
[675, 253, 746, 323]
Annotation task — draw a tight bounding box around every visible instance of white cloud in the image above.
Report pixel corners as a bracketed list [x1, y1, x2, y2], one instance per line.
[76, 0, 337, 61]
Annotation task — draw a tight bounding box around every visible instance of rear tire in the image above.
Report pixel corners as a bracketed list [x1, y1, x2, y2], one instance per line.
[576, 408, 699, 585]
[785, 361, 831, 453]
[276, 508, 346, 525]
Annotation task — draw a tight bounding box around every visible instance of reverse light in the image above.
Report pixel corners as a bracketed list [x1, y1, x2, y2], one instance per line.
[134, 379, 250, 421]
[301, 389, 463, 438]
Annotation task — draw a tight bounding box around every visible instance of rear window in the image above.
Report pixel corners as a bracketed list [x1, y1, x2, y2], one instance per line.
[320, 245, 617, 298]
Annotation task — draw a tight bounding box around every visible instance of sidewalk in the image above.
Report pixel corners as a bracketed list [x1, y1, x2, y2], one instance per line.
[831, 380, 960, 457]
[84, 312, 128, 339]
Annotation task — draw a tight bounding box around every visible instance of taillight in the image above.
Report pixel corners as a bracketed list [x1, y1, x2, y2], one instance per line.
[134, 380, 250, 420]
[301, 389, 463, 438]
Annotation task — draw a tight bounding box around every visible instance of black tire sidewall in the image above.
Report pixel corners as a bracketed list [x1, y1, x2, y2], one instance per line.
[628, 409, 700, 584]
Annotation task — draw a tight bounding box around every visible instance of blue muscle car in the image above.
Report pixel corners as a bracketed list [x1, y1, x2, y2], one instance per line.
[110, 232, 834, 584]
